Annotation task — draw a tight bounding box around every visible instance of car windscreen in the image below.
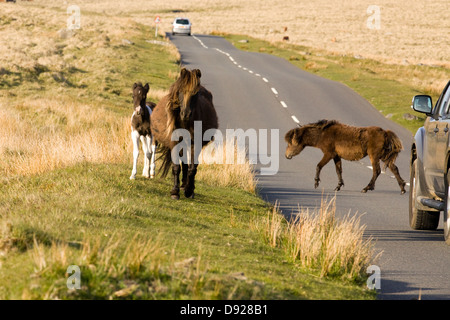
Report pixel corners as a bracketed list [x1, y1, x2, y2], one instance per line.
[175, 19, 190, 25]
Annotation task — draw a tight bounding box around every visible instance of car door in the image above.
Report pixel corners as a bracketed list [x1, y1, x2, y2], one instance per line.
[424, 81, 450, 195]
[434, 85, 450, 195]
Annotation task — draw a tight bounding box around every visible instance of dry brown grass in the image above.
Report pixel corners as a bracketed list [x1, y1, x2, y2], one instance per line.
[0, 3, 257, 192]
[22, 232, 215, 300]
[0, 99, 130, 178]
[0, 220, 15, 259]
[0, 5, 133, 178]
[0, 5, 141, 83]
[196, 139, 257, 193]
[15, 0, 448, 68]
[29, 233, 166, 277]
[0, 3, 168, 180]
[13, 0, 447, 94]
[253, 197, 377, 280]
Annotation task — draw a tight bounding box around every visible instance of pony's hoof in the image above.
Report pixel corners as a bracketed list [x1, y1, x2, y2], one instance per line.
[400, 183, 406, 194]
[130, 175, 136, 180]
[150, 175, 155, 179]
[170, 188, 180, 200]
[334, 187, 341, 192]
[314, 179, 320, 189]
[184, 189, 195, 199]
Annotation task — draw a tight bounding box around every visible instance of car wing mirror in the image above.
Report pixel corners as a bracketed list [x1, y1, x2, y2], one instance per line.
[411, 95, 433, 115]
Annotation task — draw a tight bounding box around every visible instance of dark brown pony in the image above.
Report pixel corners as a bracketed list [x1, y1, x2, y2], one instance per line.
[151, 67, 218, 199]
[285, 120, 406, 194]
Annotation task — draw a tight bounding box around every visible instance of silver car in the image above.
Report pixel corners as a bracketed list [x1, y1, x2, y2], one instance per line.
[172, 18, 191, 36]
[409, 80, 450, 244]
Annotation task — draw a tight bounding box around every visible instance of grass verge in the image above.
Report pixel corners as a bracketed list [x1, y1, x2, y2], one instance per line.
[253, 198, 377, 282]
[0, 163, 375, 299]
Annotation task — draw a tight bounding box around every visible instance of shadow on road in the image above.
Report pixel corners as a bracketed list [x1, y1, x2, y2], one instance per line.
[378, 278, 428, 300]
[367, 229, 443, 242]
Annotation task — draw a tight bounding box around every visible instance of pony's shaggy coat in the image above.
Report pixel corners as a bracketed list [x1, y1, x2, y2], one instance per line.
[285, 120, 406, 193]
[151, 68, 218, 199]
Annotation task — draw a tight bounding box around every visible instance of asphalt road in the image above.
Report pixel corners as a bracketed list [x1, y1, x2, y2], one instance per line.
[167, 33, 450, 300]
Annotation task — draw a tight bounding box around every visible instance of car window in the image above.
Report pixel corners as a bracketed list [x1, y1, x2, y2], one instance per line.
[175, 19, 190, 25]
[438, 86, 450, 116]
[443, 100, 450, 117]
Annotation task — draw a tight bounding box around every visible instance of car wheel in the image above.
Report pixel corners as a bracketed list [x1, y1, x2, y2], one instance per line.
[409, 159, 440, 230]
[444, 168, 450, 244]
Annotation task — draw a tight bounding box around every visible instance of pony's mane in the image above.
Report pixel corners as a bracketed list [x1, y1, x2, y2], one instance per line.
[285, 120, 339, 144]
[309, 119, 338, 130]
[165, 68, 201, 137]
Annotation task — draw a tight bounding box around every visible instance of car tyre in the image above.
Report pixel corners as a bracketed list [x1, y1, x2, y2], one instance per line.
[443, 168, 450, 244]
[409, 159, 440, 230]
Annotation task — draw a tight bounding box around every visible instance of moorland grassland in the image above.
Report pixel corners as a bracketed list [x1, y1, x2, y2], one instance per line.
[40, 0, 450, 93]
[0, 0, 446, 299]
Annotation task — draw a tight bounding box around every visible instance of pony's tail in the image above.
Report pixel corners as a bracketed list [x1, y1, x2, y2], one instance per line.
[381, 130, 403, 169]
[159, 145, 173, 178]
[165, 99, 177, 140]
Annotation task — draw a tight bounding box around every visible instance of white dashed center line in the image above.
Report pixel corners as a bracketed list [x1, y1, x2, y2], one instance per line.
[192, 35, 208, 49]
[209, 41, 302, 127]
[291, 116, 300, 124]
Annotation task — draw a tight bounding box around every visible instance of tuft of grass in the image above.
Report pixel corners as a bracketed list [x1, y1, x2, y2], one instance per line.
[253, 197, 377, 283]
[24, 233, 217, 300]
[197, 138, 257, 193]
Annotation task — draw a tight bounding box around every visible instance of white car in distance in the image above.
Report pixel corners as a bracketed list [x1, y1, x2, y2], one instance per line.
[172, 18, 192, 36]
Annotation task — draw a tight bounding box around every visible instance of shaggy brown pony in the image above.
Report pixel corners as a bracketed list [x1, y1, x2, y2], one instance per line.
[151, 67, 218, 199]
[285, 120, 406, 194]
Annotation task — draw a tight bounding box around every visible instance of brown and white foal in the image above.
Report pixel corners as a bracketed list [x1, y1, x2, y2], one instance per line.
[130, 82, 156, 180]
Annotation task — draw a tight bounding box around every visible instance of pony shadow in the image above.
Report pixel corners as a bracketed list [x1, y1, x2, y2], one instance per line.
[257, 186, 333, 217]
[377, 278, 438, 300]
[365, 229, 444, 242]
